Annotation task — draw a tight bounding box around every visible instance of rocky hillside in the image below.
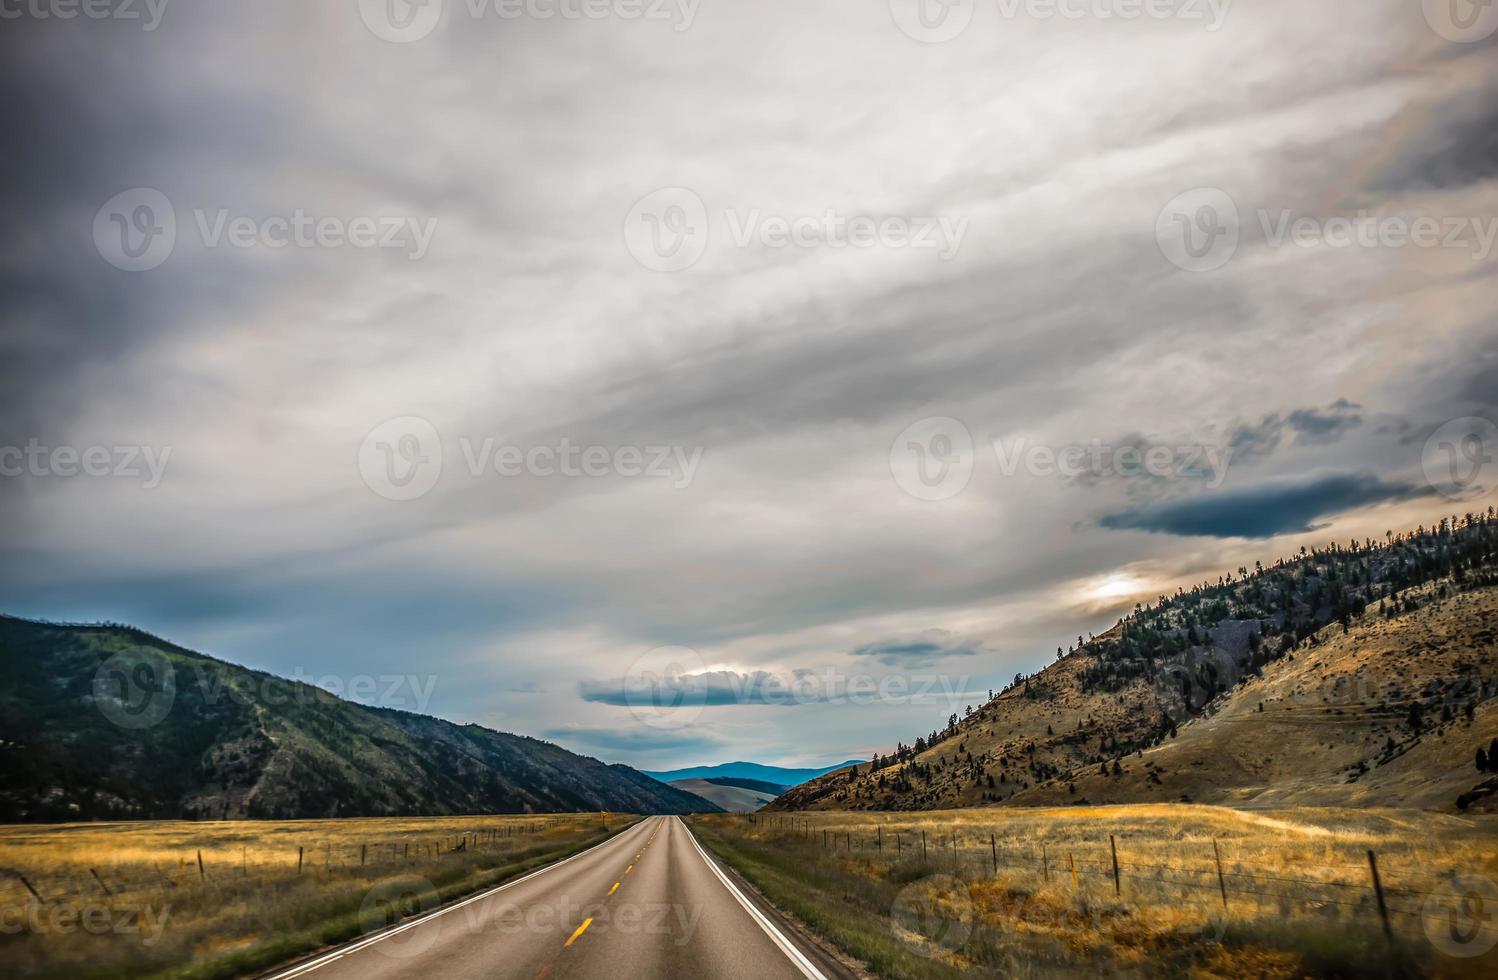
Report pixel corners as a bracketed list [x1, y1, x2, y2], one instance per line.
[0, 618, 717, 821]
[770, 513, 1498, 813]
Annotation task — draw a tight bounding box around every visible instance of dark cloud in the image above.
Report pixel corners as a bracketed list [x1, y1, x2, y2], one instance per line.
[1226, 399, 1365, 464]
[850, 631, 982, 668]
[1099, 472, 1420, 539]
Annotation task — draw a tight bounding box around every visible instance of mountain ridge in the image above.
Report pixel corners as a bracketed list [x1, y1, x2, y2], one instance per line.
[770, 513, 1498, 813]
[0, 615, 718, 821]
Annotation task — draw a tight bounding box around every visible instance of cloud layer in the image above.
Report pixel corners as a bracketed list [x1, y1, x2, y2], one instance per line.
[2, 1, 1495, 768]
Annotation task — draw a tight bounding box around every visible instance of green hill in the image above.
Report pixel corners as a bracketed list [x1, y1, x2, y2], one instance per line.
[0, 617, 717, 821]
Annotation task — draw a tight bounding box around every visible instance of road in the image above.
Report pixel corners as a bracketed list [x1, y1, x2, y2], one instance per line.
[262, 816, 852, 980]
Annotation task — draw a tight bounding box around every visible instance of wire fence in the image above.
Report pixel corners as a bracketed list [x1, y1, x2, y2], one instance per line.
[0, 817, 598, 908]
[736, 813, 1467, 940]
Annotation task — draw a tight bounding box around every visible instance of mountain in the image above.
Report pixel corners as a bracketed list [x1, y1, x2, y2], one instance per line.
[0, 617, 718, 822]
[666, 777, 786, 812]
[771, 514, 1498, 813]
[644, 760, 864, 786]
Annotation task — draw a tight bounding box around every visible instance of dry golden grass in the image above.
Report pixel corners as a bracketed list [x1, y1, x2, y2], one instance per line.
[691, 804, 1498, 978]
[0, 812, 634, 980]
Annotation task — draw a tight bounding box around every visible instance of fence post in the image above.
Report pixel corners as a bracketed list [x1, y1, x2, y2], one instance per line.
[1109, 836, 1121, 896]
[990, 834, 998, 874]
[1069, 853, 1078, 889]
[197, 850, 206, 881]
[922, 830, 928, 860]
[17, 874, 45, 904]
[1042, 843, 1049, 884]
[361, 844, 367, 866]
[824, 829, 828, 849]
[878, 826, 883, 852]
[1212, 839, 1227, 910]
[297, 846, 304, 874]
[1367, 850, 1393, 942]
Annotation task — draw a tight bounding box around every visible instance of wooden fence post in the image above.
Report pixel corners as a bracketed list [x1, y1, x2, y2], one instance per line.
[1069, 853, 1078, 889]
[197, 850, 206, 881]
[360, 844, 367, 866]
[922, 830, 928, 860]
[17, 874, 45, 904]
[1109, 836, 1121, 896]
[297, 846, 304, 874]
[990, 834, 998, 874]
[1212, 839, 1228, 910]
[1042, 843, 1049, 883]
[878, 826, 883, 852]
[1367, 850, 1393, 942]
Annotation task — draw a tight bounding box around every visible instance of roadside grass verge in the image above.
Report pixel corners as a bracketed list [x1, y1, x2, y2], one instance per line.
[689, 806, 1498, 979]
[1, 813, 639, 980]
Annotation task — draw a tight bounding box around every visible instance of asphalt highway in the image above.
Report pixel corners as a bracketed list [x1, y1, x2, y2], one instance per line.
[261, 815, 853, 980]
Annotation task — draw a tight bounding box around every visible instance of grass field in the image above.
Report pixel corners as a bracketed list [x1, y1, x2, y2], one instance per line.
[689, 805, 1498, 979]
[0, 812, 636, 980]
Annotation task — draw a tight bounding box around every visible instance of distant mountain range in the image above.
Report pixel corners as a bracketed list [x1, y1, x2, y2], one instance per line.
[644, 760, 864, 787]
[772, 517, 1498, 813]
[0, 616, 717, 821]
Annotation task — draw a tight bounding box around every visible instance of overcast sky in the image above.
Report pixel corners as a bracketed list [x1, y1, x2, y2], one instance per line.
[2, 0, 1495, 770]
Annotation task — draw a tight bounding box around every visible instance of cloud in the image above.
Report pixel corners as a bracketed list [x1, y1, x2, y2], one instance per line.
[1099, 473, 1420, 539]
[1225, 399, 1366, 466]
[850, 630, 983, 668]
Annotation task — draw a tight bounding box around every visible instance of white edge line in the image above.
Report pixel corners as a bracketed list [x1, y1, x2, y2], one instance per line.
[676, 816, 829, 980]
[261, 817, 657, 980]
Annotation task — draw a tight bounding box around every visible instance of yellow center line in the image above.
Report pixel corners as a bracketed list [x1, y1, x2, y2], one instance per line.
[626, 863, 633, 874]
[608, 881, 619, 895]
[565, 917, 594, 947]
